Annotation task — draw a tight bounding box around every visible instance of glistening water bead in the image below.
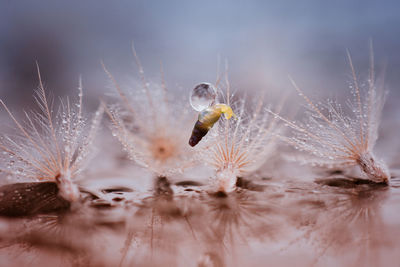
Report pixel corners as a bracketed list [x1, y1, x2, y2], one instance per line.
[189, 83, 217, 112]
[189, 83, 235, 147]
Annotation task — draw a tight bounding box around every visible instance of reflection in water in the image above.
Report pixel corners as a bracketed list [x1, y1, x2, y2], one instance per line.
[0, 176, 399, 266]
[288, 177, 394, 266]
[0, 182, 70, 217]
[0, 186, 131, 266]
[0, 211, 105, 266]
[119, 177, 205, 267]
[199, 190, 282, 260]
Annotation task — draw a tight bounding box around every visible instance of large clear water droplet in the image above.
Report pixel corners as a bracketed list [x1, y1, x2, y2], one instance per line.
[190, 83, 217, 111]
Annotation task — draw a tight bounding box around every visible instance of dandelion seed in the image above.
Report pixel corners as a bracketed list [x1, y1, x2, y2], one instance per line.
[268, 44, 390, 183]
[196, 70, 282, 193]
[103, 45, 195, 177]
[0, 65, 104, 203]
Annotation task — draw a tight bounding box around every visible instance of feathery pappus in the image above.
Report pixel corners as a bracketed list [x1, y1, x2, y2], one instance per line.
[0, 65, 104, 204]
[268, 44, 390, 184]
[193, 72, 283, 192]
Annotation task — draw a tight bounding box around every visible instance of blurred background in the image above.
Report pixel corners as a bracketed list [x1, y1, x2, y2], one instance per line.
[0, 0, 399, 110]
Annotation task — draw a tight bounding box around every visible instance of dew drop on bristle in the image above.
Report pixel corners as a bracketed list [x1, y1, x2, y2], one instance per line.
[190, 83, 217, 111]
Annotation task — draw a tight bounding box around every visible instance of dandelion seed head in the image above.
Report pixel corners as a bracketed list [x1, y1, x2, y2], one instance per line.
[0, 68, 103, 202]
[197, 79, 281, 192]
[276, 48, 390, 183]
[104, 57, 195, 176]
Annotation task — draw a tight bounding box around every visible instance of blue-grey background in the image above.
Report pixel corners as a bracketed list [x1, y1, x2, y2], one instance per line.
[0, 0, 399, 109]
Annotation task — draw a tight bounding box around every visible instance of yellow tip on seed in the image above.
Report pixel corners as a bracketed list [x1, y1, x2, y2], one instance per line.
[215, 104, 236, 120]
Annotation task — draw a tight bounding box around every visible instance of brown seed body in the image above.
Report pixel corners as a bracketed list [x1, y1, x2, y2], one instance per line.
[188, 104, 234, 147]
[189, 120, 210, 147]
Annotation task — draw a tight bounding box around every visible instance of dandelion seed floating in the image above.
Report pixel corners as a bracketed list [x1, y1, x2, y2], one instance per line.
[268, 45, 390, 183]
[104, 45, 195, 176]
[0, 65, 104, 204]
[189, 83, 236, 147]
[195, 75, 282, 192]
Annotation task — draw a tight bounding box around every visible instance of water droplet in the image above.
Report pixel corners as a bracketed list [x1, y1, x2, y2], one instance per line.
[190, 83, 217, 111]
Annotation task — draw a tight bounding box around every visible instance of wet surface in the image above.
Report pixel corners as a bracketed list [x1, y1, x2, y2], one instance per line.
[0, 182, 70, 217]
[0, 175, 399, 266]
